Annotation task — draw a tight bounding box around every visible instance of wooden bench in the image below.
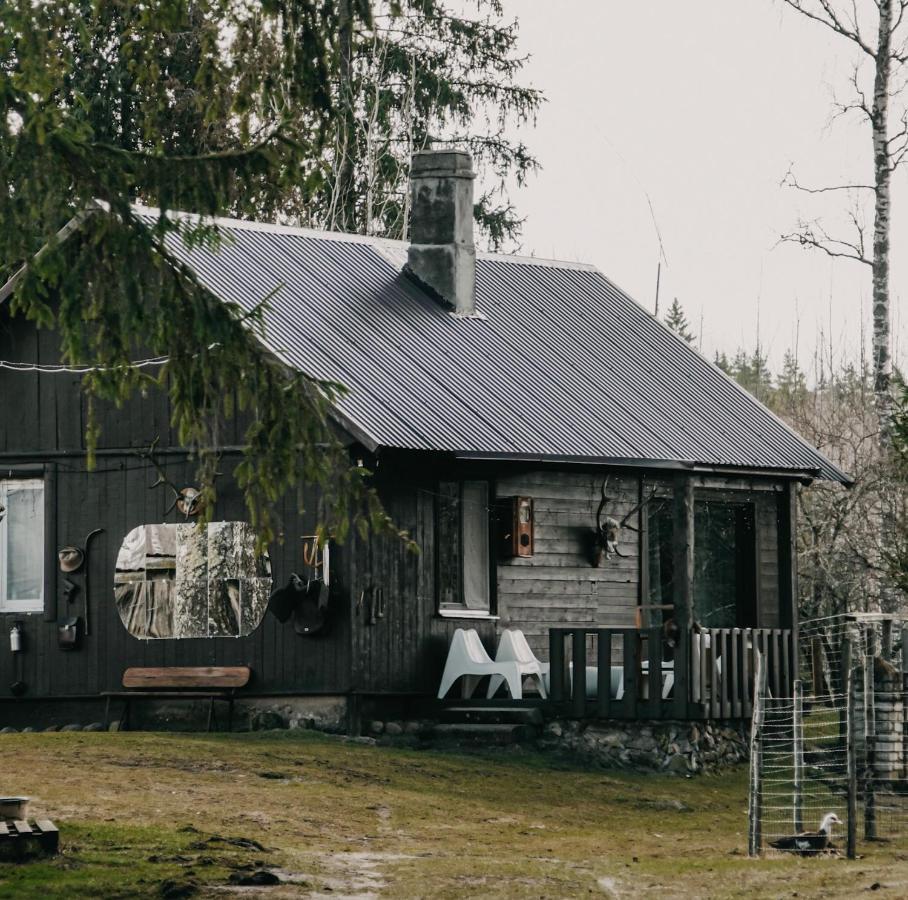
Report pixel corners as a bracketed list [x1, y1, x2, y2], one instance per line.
[101, 666, 251, 732]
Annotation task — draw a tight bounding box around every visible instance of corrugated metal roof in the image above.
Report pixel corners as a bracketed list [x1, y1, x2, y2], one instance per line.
[138, 207, 848, 482]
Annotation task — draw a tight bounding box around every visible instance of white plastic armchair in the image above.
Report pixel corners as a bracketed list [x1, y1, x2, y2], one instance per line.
[486, 629, 548, 699]
[437, 629, 525, 700]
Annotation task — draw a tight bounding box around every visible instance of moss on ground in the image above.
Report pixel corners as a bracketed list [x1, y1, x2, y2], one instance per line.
[0, 730, 904, 897]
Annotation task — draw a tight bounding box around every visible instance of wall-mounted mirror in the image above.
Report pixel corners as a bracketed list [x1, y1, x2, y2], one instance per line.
[115, 522, 271, 639]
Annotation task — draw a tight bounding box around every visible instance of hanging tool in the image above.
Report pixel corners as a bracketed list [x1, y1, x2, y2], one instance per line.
[82, 528, 103, 636]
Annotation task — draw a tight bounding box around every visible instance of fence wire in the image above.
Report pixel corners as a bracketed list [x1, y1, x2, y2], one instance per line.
[759, 692, 850, 851]
[753, 613, 908, 856]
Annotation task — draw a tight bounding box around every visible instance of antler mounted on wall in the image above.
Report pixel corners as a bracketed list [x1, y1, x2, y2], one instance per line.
[136, 437, 213, 518]
[590, 478, 659, 566]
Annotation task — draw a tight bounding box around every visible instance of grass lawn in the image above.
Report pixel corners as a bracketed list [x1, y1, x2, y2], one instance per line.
[0, 730, 905, 898]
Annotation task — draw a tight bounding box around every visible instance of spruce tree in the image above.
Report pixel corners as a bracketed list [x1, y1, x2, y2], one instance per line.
[305, 0, 542, 249]
[0, 0, 406, 545]
[663, 298, 696, 344]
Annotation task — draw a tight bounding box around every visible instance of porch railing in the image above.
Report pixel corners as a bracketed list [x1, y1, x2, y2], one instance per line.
[547, 626, 794, 721]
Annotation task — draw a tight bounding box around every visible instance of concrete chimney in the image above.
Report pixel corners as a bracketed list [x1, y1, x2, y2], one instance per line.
[407, 149, 476, 315]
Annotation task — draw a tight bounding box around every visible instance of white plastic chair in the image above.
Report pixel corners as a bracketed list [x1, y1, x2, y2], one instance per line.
[437, 629, 525, 699]
[486, 629, 548, 699]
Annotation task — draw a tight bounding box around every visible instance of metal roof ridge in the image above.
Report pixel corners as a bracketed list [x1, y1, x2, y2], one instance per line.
[131, 204, 598, 271]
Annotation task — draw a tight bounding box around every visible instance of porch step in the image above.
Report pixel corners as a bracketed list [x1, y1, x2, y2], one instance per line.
[440, 706, 544, 727]
[429, 722, 540, 745]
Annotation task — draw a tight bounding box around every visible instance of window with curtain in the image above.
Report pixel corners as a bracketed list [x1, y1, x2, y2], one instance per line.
[437, 480, 492, 615]
[0, 479, 45, 613]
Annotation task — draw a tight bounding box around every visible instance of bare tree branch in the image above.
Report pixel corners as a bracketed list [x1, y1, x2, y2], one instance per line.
[781, 0, 877, 57]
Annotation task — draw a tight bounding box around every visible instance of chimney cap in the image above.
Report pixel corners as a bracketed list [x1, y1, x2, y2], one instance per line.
[410, 149, 475, 179]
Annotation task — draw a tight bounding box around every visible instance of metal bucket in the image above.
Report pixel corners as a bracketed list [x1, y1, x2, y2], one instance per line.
[0, 797, 30, 819]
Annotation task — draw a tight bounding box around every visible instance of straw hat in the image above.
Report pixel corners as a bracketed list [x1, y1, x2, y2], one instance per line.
[57, 546, 85, 573]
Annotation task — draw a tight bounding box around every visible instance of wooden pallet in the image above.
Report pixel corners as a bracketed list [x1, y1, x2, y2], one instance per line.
[0, 819, 59, 861]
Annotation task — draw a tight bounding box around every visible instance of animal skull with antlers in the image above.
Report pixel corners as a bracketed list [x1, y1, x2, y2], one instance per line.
[137, 438, 210, 518]
[590, 477, 658, 566]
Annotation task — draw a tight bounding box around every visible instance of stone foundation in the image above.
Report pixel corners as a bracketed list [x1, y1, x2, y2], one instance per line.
[0, 695, 350, 734]
[538, 719, 749, 774]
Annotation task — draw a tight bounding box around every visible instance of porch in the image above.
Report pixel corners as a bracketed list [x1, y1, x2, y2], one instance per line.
[440, 625, 794, 722]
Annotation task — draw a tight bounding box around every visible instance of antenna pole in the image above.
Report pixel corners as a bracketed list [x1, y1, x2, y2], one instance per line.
[654, 261, 661, 317]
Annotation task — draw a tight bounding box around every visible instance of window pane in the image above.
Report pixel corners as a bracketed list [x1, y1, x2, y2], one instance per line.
[461, 481, 490, 611]
[436, 482, 463, 608]
[693, 500, 756, 628]
[646, 499, 674, 613]
[6, 483, 44, 603]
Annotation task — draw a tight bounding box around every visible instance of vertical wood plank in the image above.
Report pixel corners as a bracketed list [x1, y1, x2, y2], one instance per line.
[672, 625, 688, 718]
[623, 630, 638, 720]
[596, 629, 611, 719]
[571, 629, 586, 719]
[731, 629, 741, 719]
[549, 629, 564, 705]
[648, 626, 662, 716]
[720, 629, 730, 718]
[741, 629, 752, 718]
[710, 628, 720, 719]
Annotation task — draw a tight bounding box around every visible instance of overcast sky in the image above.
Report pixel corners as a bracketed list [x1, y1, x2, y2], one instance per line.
[495, 0, 908, 374]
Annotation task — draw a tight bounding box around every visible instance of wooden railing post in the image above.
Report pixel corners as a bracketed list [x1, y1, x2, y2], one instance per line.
[571, 630, 587, 719]
[673, 626, 689, 718]
[549, 629, 565, 705]
[672, 475, 694, 632]
[596, 629, 612, 719]
[624, 630, 638, 719]
[792, 679, 804, 833]
[748, 649, 767, 857]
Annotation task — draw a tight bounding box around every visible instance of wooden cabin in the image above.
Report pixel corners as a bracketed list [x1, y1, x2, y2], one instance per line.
[0, 150, 849, 731]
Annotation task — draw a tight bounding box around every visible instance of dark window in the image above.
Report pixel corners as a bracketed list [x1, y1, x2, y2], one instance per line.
[645, 495, 757, 628]
[694, 500, 756, 628]
[436, 481, 492, 615]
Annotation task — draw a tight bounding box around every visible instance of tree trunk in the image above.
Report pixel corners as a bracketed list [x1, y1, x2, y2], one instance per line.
[336, 0, 357, 233]
[873, 0, 895, 614]
[872, 0, 894, 448]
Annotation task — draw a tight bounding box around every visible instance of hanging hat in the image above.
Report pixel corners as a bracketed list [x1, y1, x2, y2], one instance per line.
[57, 546, 85, 573]
[267, 574, 305, 624]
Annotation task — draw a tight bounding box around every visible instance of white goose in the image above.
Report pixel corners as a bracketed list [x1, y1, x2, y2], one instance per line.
[769, 812, 842, 856]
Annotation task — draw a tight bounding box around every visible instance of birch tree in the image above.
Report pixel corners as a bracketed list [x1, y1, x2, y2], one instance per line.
[779, 0, 908, 448]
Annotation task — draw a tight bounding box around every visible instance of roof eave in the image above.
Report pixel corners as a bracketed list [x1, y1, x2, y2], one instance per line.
[447, 449, 848, 483]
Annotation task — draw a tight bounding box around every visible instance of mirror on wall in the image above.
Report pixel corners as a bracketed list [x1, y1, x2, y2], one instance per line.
[115, 522, 271, 639]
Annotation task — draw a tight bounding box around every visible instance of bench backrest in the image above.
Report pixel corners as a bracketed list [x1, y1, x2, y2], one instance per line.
[122, 666, 251, 690]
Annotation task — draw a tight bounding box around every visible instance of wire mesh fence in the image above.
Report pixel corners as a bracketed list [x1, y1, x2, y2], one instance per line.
[750, 613, 908, 858]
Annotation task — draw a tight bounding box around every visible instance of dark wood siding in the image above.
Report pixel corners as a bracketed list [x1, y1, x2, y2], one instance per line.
[0, 312, 352, 699]
[495, 471, 641, 660]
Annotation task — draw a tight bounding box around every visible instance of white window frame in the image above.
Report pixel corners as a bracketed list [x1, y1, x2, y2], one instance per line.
[437, 480, 497, 620]
[0, 478, 45, 613]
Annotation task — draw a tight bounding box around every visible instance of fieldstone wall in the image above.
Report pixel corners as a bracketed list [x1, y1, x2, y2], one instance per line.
[539, 719, 749, 774]
[855, 671, 906, 782]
